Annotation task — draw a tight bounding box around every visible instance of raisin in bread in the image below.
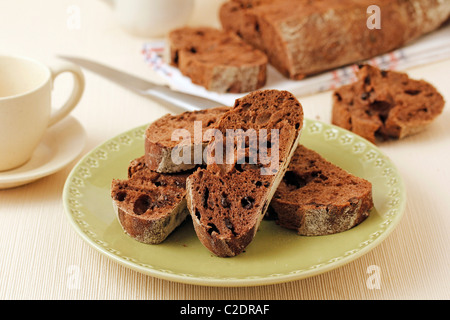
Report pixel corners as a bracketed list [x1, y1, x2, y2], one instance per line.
[332, 65, 445, 143]
[220, 0, 450, 79]
[145, 106, 229, 173]
[168, 26, 268, 93]
[111, 156, 191, 244]
[186, 90, 304, 257]
[270, 145, 373, 235]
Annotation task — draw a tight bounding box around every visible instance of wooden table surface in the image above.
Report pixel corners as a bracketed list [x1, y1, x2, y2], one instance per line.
[0, 0, 449, 300]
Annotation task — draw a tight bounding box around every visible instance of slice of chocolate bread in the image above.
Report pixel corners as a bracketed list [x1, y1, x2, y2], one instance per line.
[145, 106, 229, 173]
[332, 65, 445, 143]
[186, 90, 304, 257]
[270, 145, 374, 235]
[111, 156, 191, 244]
[168, 26, 268, 93]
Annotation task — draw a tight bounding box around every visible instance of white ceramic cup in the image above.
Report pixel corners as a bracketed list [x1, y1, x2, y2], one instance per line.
[104, 0, 195, 38]
[0, 55, 85, 171]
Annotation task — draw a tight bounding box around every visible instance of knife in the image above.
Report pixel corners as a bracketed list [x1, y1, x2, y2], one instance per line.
[58, 55, 222, 111]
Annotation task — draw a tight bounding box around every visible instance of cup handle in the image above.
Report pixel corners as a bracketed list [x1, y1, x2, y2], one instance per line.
[48, 62, 85, 127]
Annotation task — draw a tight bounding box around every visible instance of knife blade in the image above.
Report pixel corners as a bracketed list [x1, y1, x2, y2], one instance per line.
[57, 55, 222, 111]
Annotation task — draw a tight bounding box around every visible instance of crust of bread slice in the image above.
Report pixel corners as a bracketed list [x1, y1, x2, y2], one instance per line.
[220, 0, 450, 79]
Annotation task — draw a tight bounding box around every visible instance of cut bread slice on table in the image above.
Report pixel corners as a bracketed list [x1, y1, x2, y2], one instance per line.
[144, 106, 229, 173]
[168, 26, 268, 93]
[332, 64, 445, 143]
[270, 145, 374, 236]
[111, 156, 192, 244]
[186, 89, 304, 257]
[111, 89, 375, 253]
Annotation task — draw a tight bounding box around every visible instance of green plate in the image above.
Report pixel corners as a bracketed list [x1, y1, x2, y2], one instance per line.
[63, 119, 406, 287]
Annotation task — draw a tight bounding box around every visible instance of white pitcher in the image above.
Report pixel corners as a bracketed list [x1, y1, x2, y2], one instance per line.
[103, 0, 195, 38]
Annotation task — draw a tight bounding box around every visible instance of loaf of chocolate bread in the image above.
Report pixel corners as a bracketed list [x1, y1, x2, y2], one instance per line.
[168, 26, 268, 93]
[220, 0, 450, 79]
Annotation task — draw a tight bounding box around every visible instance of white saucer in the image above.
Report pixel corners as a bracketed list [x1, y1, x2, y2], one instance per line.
[0, 116, 86, 189]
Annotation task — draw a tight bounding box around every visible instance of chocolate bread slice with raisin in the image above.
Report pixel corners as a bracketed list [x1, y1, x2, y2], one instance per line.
[145, 106, 229, 173]
[111, 156, 191, 244]
[332, 65, 445, 143]
[270, 145, 373, 235]
[168, 26, 267, 93]
[186, 90, 304, 257]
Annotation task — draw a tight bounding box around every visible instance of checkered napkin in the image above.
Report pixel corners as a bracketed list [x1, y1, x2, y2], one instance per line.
[142, 24, 450, 106]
